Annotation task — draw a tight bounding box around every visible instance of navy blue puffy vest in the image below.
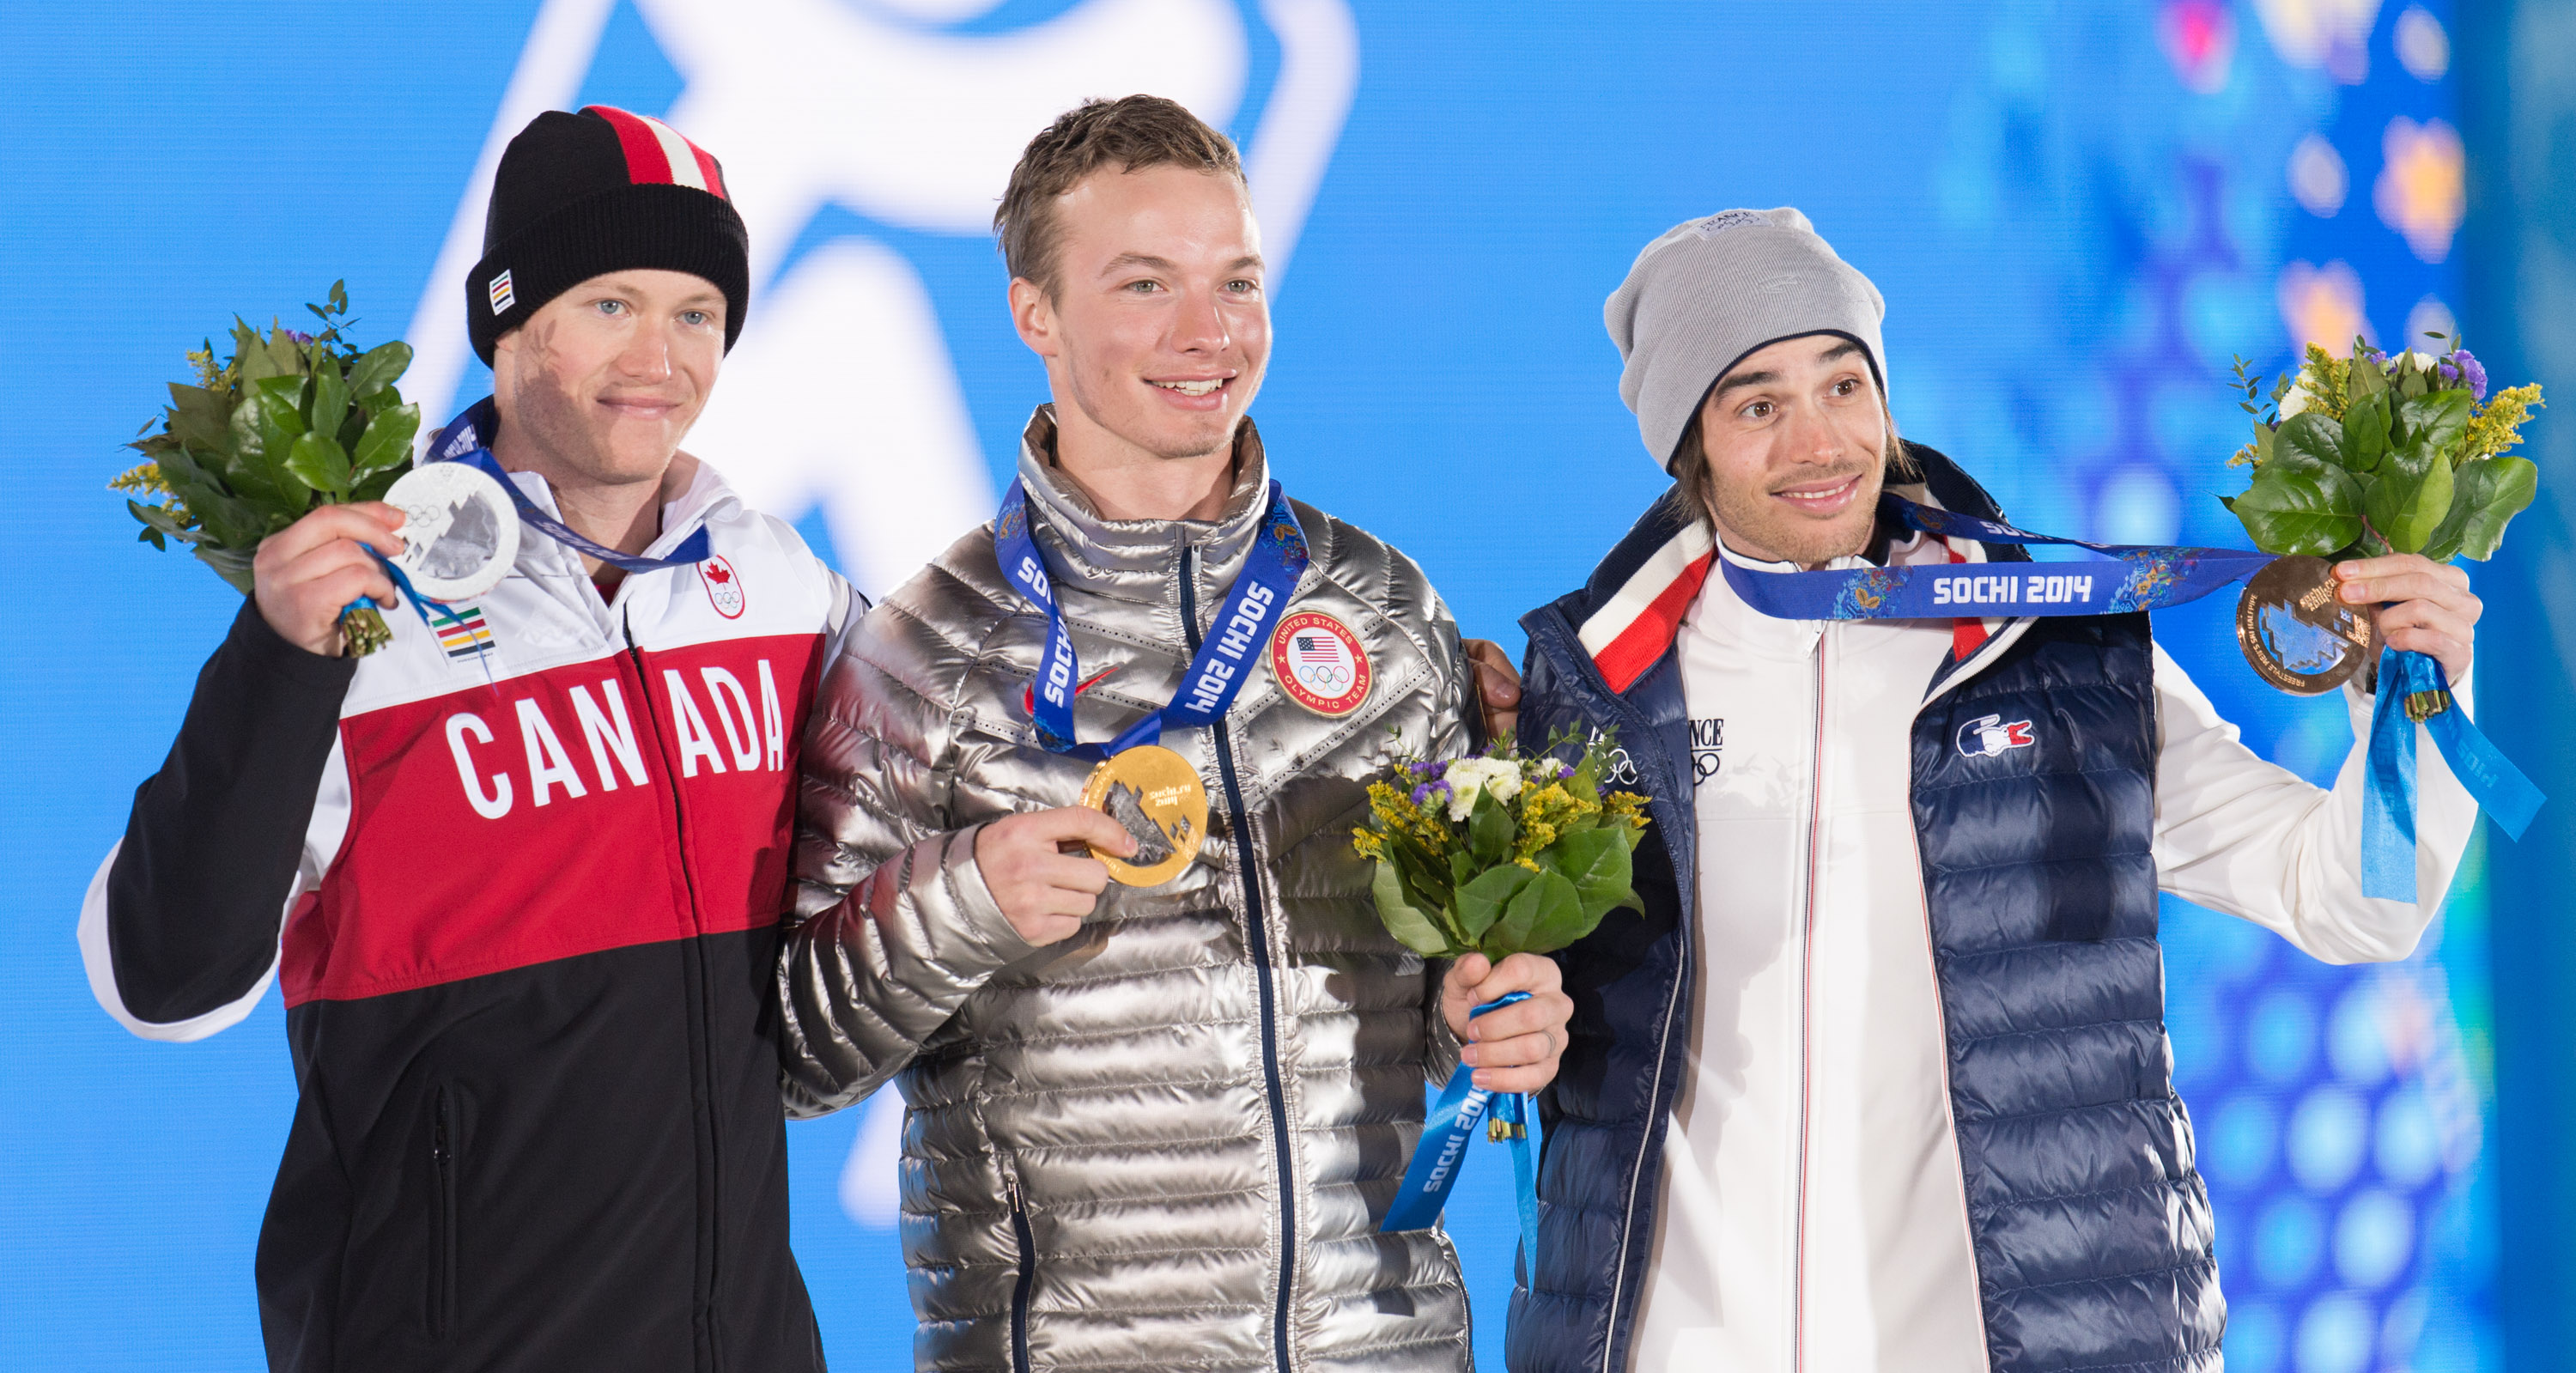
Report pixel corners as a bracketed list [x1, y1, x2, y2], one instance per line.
[1505, 449, 2223, 1373]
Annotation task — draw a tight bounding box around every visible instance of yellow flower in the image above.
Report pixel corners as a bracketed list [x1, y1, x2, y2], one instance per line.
[2464, 385, 2544, 462]
[109, 461, 168, 496]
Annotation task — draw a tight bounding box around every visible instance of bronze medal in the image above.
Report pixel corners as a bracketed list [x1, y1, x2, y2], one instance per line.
[1077, 744, 1209, 887]
[2236, 555, 2374, 695]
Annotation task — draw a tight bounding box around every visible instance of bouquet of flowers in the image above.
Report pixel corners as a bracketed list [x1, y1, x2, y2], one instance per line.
[111, 282, 421, 654]
[1351, 730, 1651, 962]
[2222, 337, 2542, 562]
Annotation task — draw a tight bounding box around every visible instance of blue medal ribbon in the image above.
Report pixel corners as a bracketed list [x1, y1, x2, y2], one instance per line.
[1383, 992, 1540, 1267]
[1717, 495, 2273, 622]
[338, 398, 716, 665]
[426, 398, 713, 574]
[1722, 494, 2543, 902]
[993, 477, 1309, 757]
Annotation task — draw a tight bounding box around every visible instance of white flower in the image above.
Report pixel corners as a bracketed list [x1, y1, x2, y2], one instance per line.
[2277, 384, 2312, 419]
[1442, 757, 1522, 820]
[2400, 349, 2438, 372]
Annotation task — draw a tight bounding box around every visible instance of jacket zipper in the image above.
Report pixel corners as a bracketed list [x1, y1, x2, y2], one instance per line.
[1005, 1171, 1036, 1373]
[1182, 544, 1298, 1373]
[429, 1085, 456, 1341]
[623, 617, 725, 1371]
[1790, 636, 1826, 1373]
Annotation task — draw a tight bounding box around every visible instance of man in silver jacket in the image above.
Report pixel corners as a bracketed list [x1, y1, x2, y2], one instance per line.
[778, 96, 1567, 1372]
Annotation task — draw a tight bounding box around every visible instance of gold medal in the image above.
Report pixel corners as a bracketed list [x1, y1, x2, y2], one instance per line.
[2236, 555, 2374, 695]
[1077, 744, 1209, 886]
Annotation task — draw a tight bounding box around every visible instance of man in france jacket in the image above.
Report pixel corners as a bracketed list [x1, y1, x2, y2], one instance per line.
[1506, 209, 2484, 1373]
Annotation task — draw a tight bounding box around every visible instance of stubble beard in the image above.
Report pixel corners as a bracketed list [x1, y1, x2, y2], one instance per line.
[507, 355, 667, 489]
[1708, 463, 1884, 567]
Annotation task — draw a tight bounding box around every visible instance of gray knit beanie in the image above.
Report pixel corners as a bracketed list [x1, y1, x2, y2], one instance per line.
[1605, 207, 1886, 472]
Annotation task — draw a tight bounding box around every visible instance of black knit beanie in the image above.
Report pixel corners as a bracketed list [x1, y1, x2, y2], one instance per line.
[466, 105, 750, 363]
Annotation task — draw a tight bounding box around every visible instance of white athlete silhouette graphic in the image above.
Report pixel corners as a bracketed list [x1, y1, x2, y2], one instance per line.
[404, 0, 1356, 597]
[403, 0, 1357, 1232]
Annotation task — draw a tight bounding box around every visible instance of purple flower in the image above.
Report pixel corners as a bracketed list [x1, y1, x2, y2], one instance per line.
[1557, 762, 1575, 779]
[286, 329, 315, 345]
[2449, 348, 2488, 402]
[1410, 783, 1432, 805]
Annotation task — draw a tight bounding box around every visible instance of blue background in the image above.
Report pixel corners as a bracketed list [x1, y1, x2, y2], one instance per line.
[8, 2, 2570, 1370]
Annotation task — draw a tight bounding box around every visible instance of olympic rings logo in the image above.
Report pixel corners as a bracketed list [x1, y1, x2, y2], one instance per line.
[1296, 663, 1353, 686]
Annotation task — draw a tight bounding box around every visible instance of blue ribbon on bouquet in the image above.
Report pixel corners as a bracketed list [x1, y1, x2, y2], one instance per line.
[2361, 648, 2543, 898]
[1720, 494, 2543, 902]
[993, 477, 1309, 756]
[1382, 992, 1541, 1267]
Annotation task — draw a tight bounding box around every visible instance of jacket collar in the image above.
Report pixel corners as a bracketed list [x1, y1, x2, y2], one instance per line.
[1563, 440, 2025, 694]
[1013, 404, 1275, 607]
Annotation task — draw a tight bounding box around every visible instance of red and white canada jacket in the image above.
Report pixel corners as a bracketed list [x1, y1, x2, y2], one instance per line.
[79, 433, 852, 1373]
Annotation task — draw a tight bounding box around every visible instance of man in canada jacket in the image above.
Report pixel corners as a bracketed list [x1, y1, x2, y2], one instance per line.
[1505, 209, 2486, 1373]
[79, 106, 842, 1372]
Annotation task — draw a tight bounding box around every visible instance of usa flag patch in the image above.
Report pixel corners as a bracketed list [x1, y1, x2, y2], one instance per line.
[1267, 610, 1370, 718]
[488, 269, 516, 315]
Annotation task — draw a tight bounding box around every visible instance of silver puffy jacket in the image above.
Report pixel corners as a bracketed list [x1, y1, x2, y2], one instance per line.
[781, 409, 1477, 1372]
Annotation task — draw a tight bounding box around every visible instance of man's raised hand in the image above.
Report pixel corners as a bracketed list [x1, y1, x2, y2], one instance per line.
[252, 503, 406, 657]
[973, 806, 1139, 946]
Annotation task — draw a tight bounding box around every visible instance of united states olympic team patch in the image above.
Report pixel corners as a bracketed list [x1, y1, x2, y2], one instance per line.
[1269, 610, 1371, 717]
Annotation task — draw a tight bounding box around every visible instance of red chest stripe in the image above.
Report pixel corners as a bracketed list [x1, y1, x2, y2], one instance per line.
[283, 632, 823, 1005]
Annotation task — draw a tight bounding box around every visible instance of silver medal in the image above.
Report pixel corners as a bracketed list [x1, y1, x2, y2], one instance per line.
[385, 461, 520, 603]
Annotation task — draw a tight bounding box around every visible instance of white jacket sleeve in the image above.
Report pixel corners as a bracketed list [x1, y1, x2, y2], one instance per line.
[2150, 642, 2479, 963]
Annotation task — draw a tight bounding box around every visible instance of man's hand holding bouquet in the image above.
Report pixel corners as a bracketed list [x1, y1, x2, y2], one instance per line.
[2221, 336, 2545, 896]
[112, 283, 422, 656]
[1351, 729, 1649, 1252]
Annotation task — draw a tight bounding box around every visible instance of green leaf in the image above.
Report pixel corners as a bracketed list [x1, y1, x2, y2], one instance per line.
[193, 543, 258, 594]
[1388, 838, 1458, 933]
[351, 402, 420, 479]
[2342, 392, 2391, 472]
[2364, 445, 2456, 554]
[235, 320, 287, 382]
[284, 431, 353, 497]
[1569, 747, 1601, 803]
[2399, 390, 2473, 459]
[2232, 453, 2364, 556]
[1467, 788, 1514, 866]
[1370, 860, 1457, 957]
[248, 374, 308, 455]
[2276, 412, 2348, 470]
[2348, 349, 2388, 399]
[347, 340, 413, 398]
[263, 325, 307, 380]
[1455, 864, 1534, 943]
[352, 464, 405, 503]
[2430, 456, 2539, 562]
[1485, 869, 1581, 958]
[328, 278, 347, 313]
[165, 382, 233, 455]
[1535, 826, 1639, 923]
[308, 355, 349, 445]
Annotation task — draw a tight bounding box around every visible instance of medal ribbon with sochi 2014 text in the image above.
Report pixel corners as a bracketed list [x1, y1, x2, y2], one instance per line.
[994, 478, 1309, 759]
[1382, 992, 1540, 1266]
[1721, 494, 2541, 901]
